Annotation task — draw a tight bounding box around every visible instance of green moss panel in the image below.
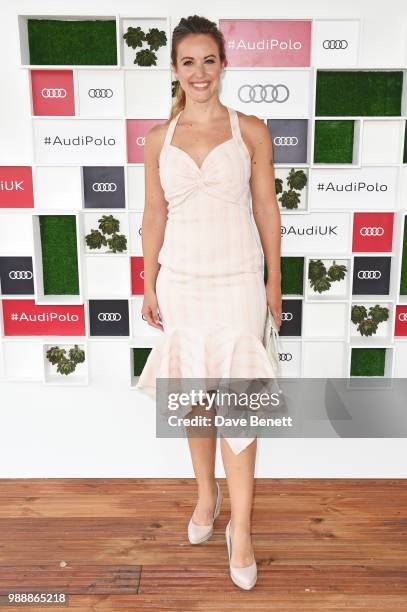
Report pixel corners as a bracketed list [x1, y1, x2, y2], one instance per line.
[281, 257, 304, 295]
[350, 347, 386, 376]
[400, 216, 407, 295]
[314, 120, 354, 163]
[39, 215, 80, 295]
[316, 71, 403, 117]
[27, 19, 117, 65]
[133, 348, 152, 376]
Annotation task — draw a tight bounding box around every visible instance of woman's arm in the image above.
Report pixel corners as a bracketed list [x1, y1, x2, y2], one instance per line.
[246, 115, 282, 328]
[140, 124, 168, 329]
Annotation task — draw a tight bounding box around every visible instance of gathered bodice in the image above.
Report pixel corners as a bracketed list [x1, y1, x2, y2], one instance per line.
[157, 106, 263, 276]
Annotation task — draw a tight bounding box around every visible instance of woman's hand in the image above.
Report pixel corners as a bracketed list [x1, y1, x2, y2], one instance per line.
[141, 287, 164, 331]
[265, 277, 282, 331]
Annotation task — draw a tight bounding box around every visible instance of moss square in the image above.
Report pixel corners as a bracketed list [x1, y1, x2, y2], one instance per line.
[316, 71, 403, 117]
[314, 120, 354, 163]
[350, 347, 386, 376]
[280, 257, 304, 295]
[39, 215, 79, 295]
[27, 19, 117, 65]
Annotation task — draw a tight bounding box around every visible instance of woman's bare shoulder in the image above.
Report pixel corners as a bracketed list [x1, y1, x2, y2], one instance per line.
[235, 110, 269, 156]
[145, 119, 172, 154]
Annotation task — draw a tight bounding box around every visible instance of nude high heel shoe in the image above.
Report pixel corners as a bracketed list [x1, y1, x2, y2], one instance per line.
[188, 481, 222, 544]
[225, 519, 257, 590]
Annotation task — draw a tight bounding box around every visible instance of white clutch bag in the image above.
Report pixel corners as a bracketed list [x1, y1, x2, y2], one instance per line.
[263, 306, 281, 375]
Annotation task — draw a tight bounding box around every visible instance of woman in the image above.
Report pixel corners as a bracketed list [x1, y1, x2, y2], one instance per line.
[135, 15, 282, 590]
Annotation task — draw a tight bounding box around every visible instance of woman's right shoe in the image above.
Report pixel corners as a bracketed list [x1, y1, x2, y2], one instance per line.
[188, 481, 222, 544]
[225, 519, 257, 590]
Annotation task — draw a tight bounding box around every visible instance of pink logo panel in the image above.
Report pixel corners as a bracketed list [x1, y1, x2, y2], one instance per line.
[219, 19, 311, 67]
[0, 166, 34, 208]
[31, 69, 75, 116]
[352, 212, 394, 252]
[2, 300, 86, 336]
[126, 119, 167, 163]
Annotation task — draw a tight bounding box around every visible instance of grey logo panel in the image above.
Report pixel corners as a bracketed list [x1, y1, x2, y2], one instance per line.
[266, 119, 308, 163]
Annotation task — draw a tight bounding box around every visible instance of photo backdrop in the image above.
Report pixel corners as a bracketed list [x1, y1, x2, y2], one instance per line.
[1, 1, 407, 477]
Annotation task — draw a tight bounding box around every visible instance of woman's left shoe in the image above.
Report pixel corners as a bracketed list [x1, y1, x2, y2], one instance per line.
[225, 519, 257, 590]
[188, 481, 222, 544]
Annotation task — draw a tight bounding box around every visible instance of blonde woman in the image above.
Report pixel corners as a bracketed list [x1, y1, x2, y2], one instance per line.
[136, 14, 282, 590]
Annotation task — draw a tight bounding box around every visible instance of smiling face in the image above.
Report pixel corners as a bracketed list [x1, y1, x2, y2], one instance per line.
[172, 33, 225, 102]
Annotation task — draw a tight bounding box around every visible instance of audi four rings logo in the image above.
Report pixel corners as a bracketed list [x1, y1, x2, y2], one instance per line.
[359, 227, 384, 236]
[281, 312, 293, 321]
[88, 88, 113, 98]
[357, 270, 381, 279]
[41, 88, 67, 98]
[92, 182, 117, 192]
[279, 353, 293, 361]
[238, 84, 290, 103]
[398, 313, 407, 321]
[322, 39, 349, 49]
[8, 270, 33, 280]
[273, 136, 298, 146]
[97, 313, 122, 321]
[136, 136, 146, 146]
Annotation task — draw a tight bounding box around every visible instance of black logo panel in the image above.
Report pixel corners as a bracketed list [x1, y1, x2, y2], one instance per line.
[352, 256, 391, 295]
[279, 299, 302, 336]
[0, 256, 34, 295]
[89, 299, 129, 336]
[83, 167, 125, 208]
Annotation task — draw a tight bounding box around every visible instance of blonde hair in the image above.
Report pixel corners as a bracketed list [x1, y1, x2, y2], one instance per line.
[169, 15, 227, 120]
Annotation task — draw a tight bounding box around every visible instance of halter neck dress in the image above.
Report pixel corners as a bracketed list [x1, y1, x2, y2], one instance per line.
[135, 106, 277, 455]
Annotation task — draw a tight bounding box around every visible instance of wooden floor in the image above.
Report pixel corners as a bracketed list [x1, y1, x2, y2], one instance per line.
[0, 479, 406, 611]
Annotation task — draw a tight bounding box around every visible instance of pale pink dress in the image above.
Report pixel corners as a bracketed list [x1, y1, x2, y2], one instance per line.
[135, 106, 277, 454]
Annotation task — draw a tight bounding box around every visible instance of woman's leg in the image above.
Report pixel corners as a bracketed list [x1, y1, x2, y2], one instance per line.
[185, 395, 218, 524]
[220, 436, 257, 566]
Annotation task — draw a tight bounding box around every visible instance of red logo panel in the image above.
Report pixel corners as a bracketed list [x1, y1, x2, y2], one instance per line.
[352, 213, 394, 252]
[2, 300, 85, 336]
[31, 70, 75, 116]
[0, 166, 34, 208]
[395, 305, 407, 337]
[131, 257, 144, 295]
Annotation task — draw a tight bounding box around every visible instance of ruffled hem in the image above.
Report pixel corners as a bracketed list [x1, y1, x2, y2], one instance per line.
[136, 324, 277, 392]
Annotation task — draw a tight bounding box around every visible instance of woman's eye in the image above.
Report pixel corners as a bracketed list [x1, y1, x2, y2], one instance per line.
[182, 59, 215, 66]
